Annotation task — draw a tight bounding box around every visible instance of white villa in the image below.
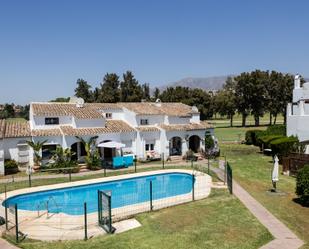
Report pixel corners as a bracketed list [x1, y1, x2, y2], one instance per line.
[0, 99, 212, 175]
[287, 74, 309, 152]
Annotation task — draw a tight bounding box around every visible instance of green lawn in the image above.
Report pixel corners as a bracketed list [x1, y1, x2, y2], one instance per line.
[7, 189, 272, 249]
[214, 126, 266, 142]
[221, 143, 309, 249]
[210, 113, 284, 128]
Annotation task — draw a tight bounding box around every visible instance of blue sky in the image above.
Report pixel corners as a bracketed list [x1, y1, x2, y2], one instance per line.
[1, 0, 309, 104]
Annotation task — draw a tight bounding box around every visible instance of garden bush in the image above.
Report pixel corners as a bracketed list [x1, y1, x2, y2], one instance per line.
[266, 125, 286, 136]
[257, 135, 285, 149]
[296, 164, 309, 206]
[270, 136, 300, 159]
[245, 130, 264, 145]
[4, 159, 19, 175]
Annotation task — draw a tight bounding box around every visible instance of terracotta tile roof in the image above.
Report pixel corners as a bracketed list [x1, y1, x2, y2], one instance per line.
[31, 128, 62, 137]
[136, 126, 160, 132]
[119, 102, 198, 117]
[60, 120, 135, 136]
[32, 102, 198, 119]
[160, 122, 210, 131]
[0, 119, 5, 139]
[4, 121, 31, 138]
[85, 103, 121, 110]
[32, 103, 104, 119]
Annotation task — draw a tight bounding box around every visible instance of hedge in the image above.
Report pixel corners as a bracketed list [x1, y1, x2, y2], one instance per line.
[266, 125, 286, 136]
[257, 135, 285, 149]
[245, 130, 264, 145]
[296, 164, 309, 206]
[270, 136, 299, 158]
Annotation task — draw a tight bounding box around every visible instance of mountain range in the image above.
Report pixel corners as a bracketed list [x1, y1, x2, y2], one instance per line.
[157, 75, 233, 92]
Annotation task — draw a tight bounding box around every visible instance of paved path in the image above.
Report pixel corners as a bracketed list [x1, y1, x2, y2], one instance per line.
[0, 238, 19, 249]
[212, 162, 304, 249]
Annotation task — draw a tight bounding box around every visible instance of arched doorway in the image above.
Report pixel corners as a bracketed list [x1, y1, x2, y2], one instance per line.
[71, 142, 86, 162]
[169, 137, 182, 156]
[189, 135, 200, 153]
[98, 140, 115, 161]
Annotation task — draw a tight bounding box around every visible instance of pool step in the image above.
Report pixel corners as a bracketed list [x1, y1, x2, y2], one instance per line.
[79, 164, 89, 172]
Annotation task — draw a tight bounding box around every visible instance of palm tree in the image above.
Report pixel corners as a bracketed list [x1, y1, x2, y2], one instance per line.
[75, 136, 100, 169]
[27, 140, 47, 166]
[75, 136, 98, 158]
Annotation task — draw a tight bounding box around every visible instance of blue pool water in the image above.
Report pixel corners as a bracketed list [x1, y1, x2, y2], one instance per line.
[3, 173, 193, 215]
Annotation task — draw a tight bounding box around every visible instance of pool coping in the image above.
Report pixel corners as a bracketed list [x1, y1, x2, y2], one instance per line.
[0, 169, 206, 204]
[0, 169, 212, 241]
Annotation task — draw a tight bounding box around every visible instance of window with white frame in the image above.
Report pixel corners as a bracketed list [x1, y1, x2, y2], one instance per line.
[145, 143, 154, 151]
[105, 113, 112, 119]
[140, 119, 148, 125]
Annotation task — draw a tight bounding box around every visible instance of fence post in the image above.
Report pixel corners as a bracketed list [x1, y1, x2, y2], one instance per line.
[134, 155, 137, 173]
[162, 153, 165, 169]
[5, 202, 8, 230]
[69, 169, 72, 182]
[104, 161, 107, 177]
[224, 155, 227, 185]
[97, 190, 101, 223]
[84, 202, 88, 240]
[207, 156, 210, 174]
[28, 174, 31, 187]
[15, 204, 18, 243]
[192, 174, 195, 201]
[149, 181, 153, 211]
[191, 159, 193, 168]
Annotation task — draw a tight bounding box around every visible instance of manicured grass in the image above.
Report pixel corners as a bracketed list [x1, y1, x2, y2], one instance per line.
[215, 126, 266, 142]
[221, 143, 309, 249]
[8, 189, 272, 249]
[210, 113, 284, 128]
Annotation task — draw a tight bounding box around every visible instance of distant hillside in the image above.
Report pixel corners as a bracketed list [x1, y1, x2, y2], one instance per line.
[158, 75, 233, 92]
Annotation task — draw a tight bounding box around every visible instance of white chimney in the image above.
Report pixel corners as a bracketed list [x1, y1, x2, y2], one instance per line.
[155, 98, 162, 107]
[294, 74, 301, 89]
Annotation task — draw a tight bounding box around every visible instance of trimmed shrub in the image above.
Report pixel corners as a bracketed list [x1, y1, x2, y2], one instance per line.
[258, 135, 285, 149]
[270, 136, 299, 159]
[266, 125, 286, 136]
[296, 164, 309, 206]
[4, 159, 19, 175]
[245, 130, 264, 145]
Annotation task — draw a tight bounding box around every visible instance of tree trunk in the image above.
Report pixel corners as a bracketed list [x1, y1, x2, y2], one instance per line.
[242, 114, 246, 127]
[283, 113, 287, 125]
[269, 113, 272, 126]
[274, 114, 277, 125]
[230, 115, 233, 127]
[254, 115, 260, 126]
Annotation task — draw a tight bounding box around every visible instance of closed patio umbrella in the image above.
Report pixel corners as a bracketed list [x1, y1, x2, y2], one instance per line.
[272, 155, 279, 191]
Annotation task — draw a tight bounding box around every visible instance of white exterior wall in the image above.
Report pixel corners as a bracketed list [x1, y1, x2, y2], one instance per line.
[73, 117, 105, 128]
[32, 116, 72, 129]
[0, 140, 4, 175]
[190, 114, 200, 123]
[136, 115, 164, 126]
[3, 137, 32, 164]
[167, 116, 191, 125]
[287, 76, 309, 144]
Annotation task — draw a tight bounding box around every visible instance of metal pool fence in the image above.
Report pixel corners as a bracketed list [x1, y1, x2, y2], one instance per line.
[1, 168, 213, 242]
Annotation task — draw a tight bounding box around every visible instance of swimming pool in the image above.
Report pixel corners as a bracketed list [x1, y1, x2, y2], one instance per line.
[3, 173, 194, 215]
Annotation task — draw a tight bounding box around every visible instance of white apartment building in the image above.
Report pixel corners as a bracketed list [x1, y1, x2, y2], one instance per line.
[0, 99, 213, 175]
